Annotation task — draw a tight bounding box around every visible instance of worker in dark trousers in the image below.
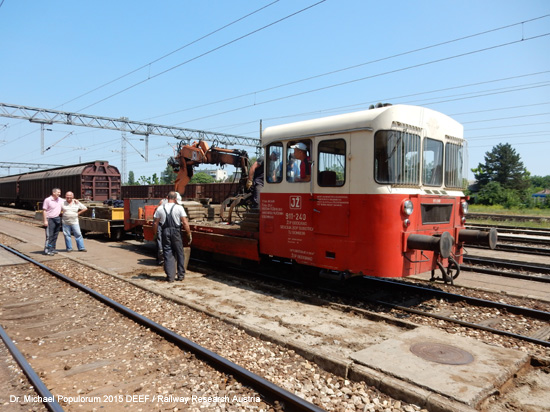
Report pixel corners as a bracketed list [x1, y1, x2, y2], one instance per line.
[156, 196, 169, 265]
[246, 155, 264, 208]
[152, 191, 192, 282]
[42, 187, 64, 255]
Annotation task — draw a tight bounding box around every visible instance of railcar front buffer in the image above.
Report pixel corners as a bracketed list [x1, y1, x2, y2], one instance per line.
[406, 232, 461, 284]
[407, 231, 454, 258]
[458, 228, 498, 249]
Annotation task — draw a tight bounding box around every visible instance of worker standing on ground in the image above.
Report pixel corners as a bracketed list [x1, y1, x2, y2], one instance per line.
[152, 191, 192, 282]
[42, 188, 64, 255]
[61, 191, 88, 252]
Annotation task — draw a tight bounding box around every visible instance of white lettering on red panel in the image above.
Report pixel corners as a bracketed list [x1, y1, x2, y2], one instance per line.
[289, 196, 301, 210]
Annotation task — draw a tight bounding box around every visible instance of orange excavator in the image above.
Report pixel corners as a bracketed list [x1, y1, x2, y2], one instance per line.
[167, 140, 251, 194]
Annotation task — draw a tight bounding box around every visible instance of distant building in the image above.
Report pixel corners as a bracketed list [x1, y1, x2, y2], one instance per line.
[196, 168, 228, 181]
[532, 188, 549, 204]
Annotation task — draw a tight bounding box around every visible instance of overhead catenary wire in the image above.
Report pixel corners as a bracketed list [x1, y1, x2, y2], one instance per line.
[75, 0, 327, 113]
[4, 8, 549, 172]
[206, 73, 550, 131]
[145, 14, 550, 122]
[174, 32, 550, 125]
[57, 0, 281, 109]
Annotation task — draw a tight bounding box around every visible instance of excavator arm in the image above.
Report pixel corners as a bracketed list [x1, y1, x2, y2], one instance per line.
[168, 140, 250, 194]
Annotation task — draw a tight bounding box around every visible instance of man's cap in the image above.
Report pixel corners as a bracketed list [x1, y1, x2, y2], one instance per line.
[290, 142, 307, 151]
[176, 193, 184, 205]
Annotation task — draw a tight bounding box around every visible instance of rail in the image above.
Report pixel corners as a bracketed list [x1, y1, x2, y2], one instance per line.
[0, 244, 326, 412]
[0, 325, 65, 412]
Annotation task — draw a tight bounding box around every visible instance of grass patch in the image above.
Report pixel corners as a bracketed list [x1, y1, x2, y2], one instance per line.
[467, 205, 550, 228]
[468, 204, 550, 217]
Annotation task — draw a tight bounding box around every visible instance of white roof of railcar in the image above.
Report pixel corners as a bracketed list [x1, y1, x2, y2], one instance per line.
[262, 105, 463, 145]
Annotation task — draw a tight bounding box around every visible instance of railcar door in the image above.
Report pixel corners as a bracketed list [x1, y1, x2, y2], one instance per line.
[312, 136, 350, 237]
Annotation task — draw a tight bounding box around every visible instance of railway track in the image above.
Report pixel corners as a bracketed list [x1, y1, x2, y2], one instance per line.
[0, 244, 325, 412]
[467, 222, 550, 236]
[462, 256, 550, 276]
[466, 213, 550, 224]
[360, 277, 550, 347]
[1, 226, 548, 412]
[188, 257, 550, 351]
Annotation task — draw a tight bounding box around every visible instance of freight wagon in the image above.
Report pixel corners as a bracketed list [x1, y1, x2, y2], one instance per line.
[0, 161, 121, 209]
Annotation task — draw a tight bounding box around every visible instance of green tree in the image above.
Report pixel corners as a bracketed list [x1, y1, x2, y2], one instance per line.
[530, 175, 550, 191]
[189, 172, 215, 184]
[160, 164, 177, 185]
[472, 143, 531, 206]
[476, 181, 523, 208]
[126, 171, 137, 186]
[137, 173, 160, 185]
[472, 143, 530, 191]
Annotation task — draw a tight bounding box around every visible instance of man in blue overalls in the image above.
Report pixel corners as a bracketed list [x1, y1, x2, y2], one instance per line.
[152, 191, 192, 282]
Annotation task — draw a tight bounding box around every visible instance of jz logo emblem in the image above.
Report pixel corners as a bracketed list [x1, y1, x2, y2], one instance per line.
[289, 196, 302, 210]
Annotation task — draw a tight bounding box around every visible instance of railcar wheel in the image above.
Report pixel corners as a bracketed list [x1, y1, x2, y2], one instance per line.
[111, 228, 124, 241]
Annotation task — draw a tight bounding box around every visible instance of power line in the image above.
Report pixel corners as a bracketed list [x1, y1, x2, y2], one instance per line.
[146, 14, 550, 122]
[57, 1, 280, 109]
[450, 101, 550, 116]
[470, 140, 549, 148]
[202, 84, 550, 133]
[468, 122, 550, 131]
[414, 82, 550, 107]
[76, 0, 327, 113]
[468, 131, 550, 140]
[462, 112, 550, 124]
[175, 32, 550, 125]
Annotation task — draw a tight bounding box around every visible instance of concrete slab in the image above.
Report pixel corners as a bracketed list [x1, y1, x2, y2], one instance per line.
[0, 246, 29, 266]
[350, 326, 530, 407]
[0, 219, 160, 275]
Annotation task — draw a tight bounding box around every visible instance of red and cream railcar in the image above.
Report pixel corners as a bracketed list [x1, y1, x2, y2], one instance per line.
[258, 104, 494, 279]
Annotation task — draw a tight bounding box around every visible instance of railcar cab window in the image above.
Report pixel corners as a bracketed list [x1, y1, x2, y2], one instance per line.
[374, 130, 420, 185]
[445, 142, 464, 189]
[422, 138, 443, 186]
[318, 139, 346, 187]
[288, 140, 311, 182]
[266, 144, 283, 183]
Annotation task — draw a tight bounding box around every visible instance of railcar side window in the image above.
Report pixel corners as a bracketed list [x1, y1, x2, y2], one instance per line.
[445, 143, 464, 188]
[266, 143, 283, 183]
[287, 140, 312, 183]
[317, 139, 346, 187]
[374, 131, 420, 185]
[422, 138, 443, 186]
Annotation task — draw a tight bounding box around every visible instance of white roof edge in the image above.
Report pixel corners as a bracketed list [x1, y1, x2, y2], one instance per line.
[262, 105, 461, 146]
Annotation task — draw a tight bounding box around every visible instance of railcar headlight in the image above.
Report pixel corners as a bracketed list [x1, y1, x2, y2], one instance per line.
[461, 201, 469, 214]
[403, 200, 414, 216]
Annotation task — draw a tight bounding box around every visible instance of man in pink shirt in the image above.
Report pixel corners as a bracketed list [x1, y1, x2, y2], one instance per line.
[43, 188, 64, 255]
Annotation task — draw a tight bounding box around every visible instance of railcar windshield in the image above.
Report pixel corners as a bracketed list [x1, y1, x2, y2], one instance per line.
[374, 130, 420, 185]
[422, 138, 443, 186]
[445, 142, 465, 189]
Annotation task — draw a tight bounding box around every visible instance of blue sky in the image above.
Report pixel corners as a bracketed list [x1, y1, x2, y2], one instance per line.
[1, 0, 549, 182]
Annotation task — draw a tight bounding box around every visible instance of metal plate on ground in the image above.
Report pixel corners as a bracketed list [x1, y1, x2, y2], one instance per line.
[350, 326, 529, 406]
[410, 342, 474, 365]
